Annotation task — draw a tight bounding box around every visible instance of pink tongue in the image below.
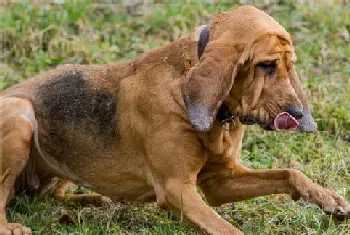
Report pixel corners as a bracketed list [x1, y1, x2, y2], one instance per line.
[274, 112, 299, 131]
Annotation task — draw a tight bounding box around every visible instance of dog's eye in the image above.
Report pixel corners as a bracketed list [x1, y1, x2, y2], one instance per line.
[257, 62, 276, 76]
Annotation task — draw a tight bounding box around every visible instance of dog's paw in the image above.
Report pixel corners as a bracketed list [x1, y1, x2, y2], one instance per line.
[294, 185, 350, 221]
[320, 189, 350, 221]
[0, 223, 32, 235]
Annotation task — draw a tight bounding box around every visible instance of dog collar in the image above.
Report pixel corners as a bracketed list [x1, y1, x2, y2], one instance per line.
[198, 25, 210, 59]
[197, 25, 235, 125]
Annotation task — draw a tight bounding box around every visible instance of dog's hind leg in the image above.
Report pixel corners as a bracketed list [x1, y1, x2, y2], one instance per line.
[0, 97, 34, 235]
[55, 179, 111, 205]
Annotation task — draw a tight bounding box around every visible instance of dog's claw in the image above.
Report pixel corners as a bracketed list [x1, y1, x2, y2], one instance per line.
[325, 206, 350, 221]
[311, 187, 350, 221]
[292, 181, 350, 222]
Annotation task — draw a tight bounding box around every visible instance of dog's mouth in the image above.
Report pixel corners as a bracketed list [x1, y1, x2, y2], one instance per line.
[272, 112, 299, 130]
[241, 112, 299, 131]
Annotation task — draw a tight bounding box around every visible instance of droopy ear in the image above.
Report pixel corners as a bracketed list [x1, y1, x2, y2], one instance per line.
[183, 41, 244, 132]
[289, 67, 317, 132]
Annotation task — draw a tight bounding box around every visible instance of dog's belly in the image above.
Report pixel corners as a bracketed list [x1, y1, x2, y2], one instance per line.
[34, 138, 156, 201]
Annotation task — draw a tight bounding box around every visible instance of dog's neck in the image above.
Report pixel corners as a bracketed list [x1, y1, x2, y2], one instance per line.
[195, 25, 235, 126]
[183, 25, 238, 155]
[107, 26, 239, 155]
[197, 25, 242, 156]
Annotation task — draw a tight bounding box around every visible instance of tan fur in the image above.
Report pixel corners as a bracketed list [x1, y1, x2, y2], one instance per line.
[0, 6, 348, 235]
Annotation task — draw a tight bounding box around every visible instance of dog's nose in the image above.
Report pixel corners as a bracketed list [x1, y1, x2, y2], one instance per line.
[286, 106, 303, 120]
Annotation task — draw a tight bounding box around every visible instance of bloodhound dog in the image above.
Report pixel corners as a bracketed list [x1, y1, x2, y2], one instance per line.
[0, 5, 349, 235]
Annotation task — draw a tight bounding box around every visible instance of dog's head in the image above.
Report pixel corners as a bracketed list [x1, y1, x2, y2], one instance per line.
[183, 6, 317, 133]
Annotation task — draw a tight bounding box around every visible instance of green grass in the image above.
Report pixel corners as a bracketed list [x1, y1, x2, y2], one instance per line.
[1, 1, 350, 234]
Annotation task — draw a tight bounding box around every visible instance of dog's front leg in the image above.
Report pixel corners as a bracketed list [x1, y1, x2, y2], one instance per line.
[156, 179, 243, 235]
[200, 166, 350, 220]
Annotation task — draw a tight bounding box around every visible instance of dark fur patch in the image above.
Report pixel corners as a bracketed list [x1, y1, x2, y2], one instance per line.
[36, 72, 117, 157]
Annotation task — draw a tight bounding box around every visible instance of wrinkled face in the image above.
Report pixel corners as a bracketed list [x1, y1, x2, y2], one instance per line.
[183, 7, 317, 133]
[229, 35, 304, 131]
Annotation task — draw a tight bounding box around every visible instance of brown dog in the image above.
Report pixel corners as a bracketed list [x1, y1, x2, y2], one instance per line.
[0, 6, 349, 235]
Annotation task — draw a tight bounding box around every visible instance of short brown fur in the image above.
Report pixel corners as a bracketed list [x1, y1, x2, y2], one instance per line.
[0, 6, 349, 235]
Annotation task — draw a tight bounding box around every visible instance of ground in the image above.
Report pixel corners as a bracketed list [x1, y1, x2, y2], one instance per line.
[0, 1, 349, 234]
